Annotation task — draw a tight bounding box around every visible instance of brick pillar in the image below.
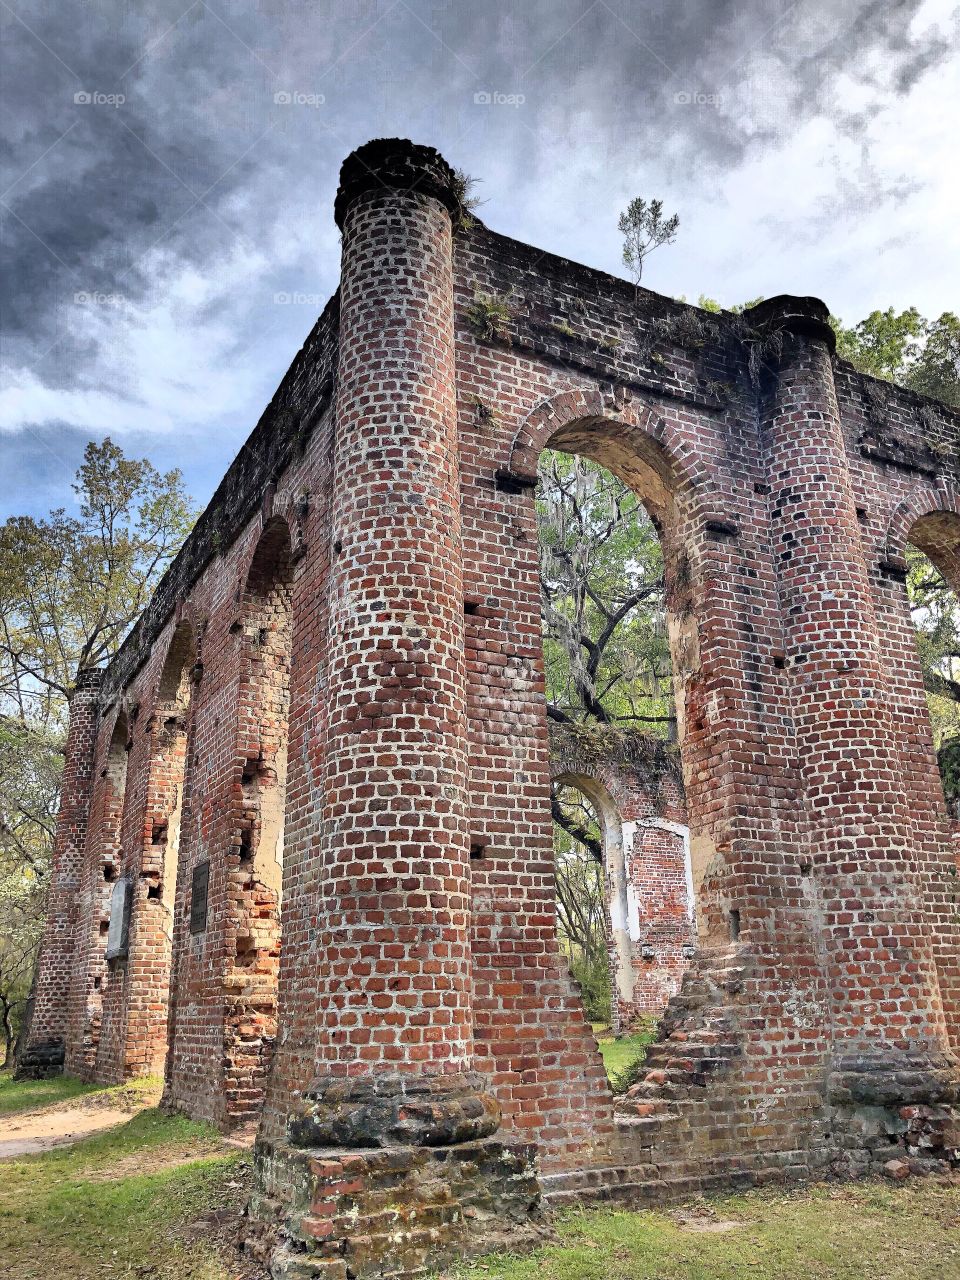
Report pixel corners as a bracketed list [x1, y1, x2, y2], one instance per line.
[250, 141, 540, 1278]
[16, 668, 102, 1078]
[749, 297, 958, 1115]
[303, 137, 481, 1099]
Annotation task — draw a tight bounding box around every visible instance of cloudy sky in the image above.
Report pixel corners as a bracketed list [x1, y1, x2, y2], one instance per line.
[2, 0, 958, 520]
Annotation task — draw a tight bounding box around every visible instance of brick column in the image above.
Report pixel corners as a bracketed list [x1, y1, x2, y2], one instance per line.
[249, 141, 540, 1278]
[16, 668, 102, 1078]
[749, 297, 957, 1114]
[294, 139, 494, 1134]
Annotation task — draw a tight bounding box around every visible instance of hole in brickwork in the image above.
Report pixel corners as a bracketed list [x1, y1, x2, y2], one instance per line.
[728, 909, 741, 940]
[82, 709, 131, 1068]
[221, 516, 293, 1119]
[470, 842, 486, 860]
[132, 618, 200, 1077]
[464, 599, 480, 616]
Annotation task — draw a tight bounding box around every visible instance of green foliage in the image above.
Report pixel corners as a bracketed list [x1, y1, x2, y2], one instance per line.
[696, 294, 765, 315]
[0, 719, 64, 1062]
[449, 168, 484, 228]
[906, 544, 960, 811]
[831, 307, 960, 407]
[537, 453, 673, 1020]
[465, 293, 513, 343]
[618, 196, 680, 288]
[0, 1070, 99, 1115]
[0, 439, 195, 1063]
[537, 451, 671, 730]
[0, 438, 195, 722]
[598, 1020, 658, 1092]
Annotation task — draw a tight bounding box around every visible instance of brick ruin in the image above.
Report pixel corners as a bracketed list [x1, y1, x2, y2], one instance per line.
[549, 723, 693, 1031]
[16, 139, 960, 1276]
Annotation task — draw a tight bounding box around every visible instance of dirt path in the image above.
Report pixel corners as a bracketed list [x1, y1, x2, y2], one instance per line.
[0, 1103, 141, 1158]
[0, 1081, 163, 1159]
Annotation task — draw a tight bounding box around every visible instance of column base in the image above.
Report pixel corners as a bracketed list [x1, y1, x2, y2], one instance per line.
[826, 1051, 960, 1179]
[247, 1072, 545, 1278]
[14, 1037, 65, 1079]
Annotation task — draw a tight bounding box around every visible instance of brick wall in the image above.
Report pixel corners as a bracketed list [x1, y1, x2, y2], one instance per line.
[26, 138, 960, 1275]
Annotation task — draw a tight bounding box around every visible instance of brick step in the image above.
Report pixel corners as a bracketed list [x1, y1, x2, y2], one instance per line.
[542, 1148, 813, 1212]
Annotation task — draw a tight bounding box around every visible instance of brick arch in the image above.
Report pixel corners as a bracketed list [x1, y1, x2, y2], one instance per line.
[156, 618, 198, 707]
[240, 510, 296, 597]
[505, 386, 731, 531]
[883, 478, 960, 577]
[552, 752, 637, 822]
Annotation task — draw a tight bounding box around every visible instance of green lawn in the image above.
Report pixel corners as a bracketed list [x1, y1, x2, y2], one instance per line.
[446, 1179, 960, 1280]
[595, 1018, 658, 1091]
[0, 1091, 250, 1280]
[3, 1074, 958, 1280]
[0, 1070, 98, 1116]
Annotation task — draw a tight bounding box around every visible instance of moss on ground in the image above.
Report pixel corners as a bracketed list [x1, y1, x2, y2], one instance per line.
[444, 1179, 960, 1279]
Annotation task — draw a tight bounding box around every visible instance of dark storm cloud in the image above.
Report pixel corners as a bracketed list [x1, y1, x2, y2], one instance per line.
[0, 0, 952, 433]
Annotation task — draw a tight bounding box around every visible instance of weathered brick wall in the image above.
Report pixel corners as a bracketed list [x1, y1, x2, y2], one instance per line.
[16, 670, 101, 1077]
[25, 137, 960, 1275]
[549, 724, 693, 1030]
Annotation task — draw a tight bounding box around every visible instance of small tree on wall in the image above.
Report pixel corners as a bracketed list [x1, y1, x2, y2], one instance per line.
[618, 196, 679, 291]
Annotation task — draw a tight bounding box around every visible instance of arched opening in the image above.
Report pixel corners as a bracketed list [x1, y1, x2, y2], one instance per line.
[551, 775, 633, 1029]
[222, 517, 292, 1122]
[905, 529, 960, 816]
[122, 619, 198, 1077]
[536, 429, 698, 1078]
[888, 508, 960, 1054]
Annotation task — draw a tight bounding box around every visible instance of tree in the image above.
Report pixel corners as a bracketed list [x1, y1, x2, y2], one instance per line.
[618, 196, 679, 289]
[0, 438, 196, 726]
[538, 451, 671, 732]
[0, 719, 63, 1063]
[537, 451, 672, 1019]
[906, 545, 960, 813]
[0, 440, 195, 1061]
[552, 786, 610, 1023]
[832, 308, 960, 408]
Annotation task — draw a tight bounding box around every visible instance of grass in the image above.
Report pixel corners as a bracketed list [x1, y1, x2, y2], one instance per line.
[4, 1075, 958, 1280]
[594, 1018, 658, 1090]
[0, 1070, 99, 1116]
[446, 1179, 960, 1279]
[0, 1090, 250, 1280]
